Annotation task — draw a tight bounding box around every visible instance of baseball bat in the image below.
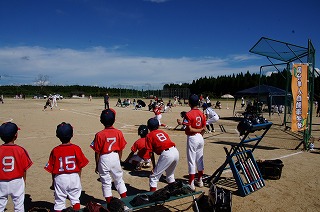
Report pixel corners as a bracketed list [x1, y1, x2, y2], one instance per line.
[237, 147, 260, 190]
[240, 146, 264, 188]
[239, 146, 263, 188]
[231, 146, 254, 193]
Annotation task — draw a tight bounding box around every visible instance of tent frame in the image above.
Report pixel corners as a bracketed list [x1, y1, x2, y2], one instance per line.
[249, 37, 316, 150]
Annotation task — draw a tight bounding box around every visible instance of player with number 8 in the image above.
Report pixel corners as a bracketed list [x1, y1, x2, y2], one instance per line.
[146, 117, 179, 191]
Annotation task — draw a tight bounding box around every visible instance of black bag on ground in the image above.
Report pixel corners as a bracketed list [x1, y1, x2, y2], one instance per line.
[256, 159, 284, 180]
[148, 187, 171, 202]
[208, 184, 232, 212]
[107, 197, 125, 212]
[129, 194, 150, 207]
[165, 181, 194, 196]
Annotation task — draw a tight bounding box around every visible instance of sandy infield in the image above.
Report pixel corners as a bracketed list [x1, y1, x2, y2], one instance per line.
[1, 97, 320, 211]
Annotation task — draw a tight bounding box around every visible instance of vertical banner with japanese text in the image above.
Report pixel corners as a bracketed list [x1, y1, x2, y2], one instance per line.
[291, 64, 308, 132]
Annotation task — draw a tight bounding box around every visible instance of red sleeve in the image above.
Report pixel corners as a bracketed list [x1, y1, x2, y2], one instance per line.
[75, 145, 89, 169]
[44, 150, 55, 173]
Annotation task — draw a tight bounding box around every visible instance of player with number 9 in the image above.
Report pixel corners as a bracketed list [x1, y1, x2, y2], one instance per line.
[0, 122, 33, 212]
[44, 122, 89, 212]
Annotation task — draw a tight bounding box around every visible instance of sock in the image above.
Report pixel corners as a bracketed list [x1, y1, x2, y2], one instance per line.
[210, 124, 214, 131]
[106, 196, 112, 203]
[189, 174, 195, 185]
[120, 192, 127, 198]
[73, 203, 80, 210]
[206, 125, 210, 131]
[198, 171, 204, 181]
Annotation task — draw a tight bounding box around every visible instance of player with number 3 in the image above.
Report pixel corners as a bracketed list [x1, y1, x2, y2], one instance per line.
[184, 94, 206, 190]
[0, 122, 33, 212]
[44, 122, 89, 212]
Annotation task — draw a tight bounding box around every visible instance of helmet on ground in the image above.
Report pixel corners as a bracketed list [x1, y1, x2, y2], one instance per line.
[100, 109, 116, 127]
[147, 118, 159, 131]
[138, 125, 148, 137]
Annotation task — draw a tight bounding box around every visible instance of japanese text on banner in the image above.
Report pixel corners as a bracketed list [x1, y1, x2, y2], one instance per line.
[291, 64, 308, 132]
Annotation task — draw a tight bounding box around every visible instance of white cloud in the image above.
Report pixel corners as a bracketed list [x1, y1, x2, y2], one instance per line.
[0, 46, 261, 89]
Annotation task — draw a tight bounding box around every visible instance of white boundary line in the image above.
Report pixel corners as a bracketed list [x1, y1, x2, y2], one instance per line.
[270, 151, 303, 160]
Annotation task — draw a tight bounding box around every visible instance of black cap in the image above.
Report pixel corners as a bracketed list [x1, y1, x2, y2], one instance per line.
[189, 94, 199, 106]
[56, 122, 73, 141]
[147, 118, 159, 131]
[202, 103, 208, 108]
[100, 109, 116, 127]
[138, 125, 148, 137]
[0, 122, 19, 142]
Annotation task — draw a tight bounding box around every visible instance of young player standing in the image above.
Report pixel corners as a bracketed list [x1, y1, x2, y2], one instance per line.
[123, 125, 151, 170]
[184, 94, 206, 190]
[202, 103, 219, 133]
[152, 103, 167, 128]
[146, 118, 179, 191]
[0, 122, 33, 212]
[44, 122, 89, 212]
[90, 109, 127, 204]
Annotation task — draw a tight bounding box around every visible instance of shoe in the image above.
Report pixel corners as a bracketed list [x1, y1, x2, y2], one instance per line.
[124, 205, 132, 212]
[189, 183, 195, 191]
[196, 180, 204, 188]
[134, 164, 142, 171]
[143, 162, 151, 168]
[212, 129, 215, 133]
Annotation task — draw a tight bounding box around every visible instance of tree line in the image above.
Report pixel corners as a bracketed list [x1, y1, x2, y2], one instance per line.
[1, 70, 320, 99]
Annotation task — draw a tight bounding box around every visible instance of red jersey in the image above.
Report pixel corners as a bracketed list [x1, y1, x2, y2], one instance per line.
[0, 144, 33, 180]
[146, 129, 175, 155]
[44, 143, 89, 175]
[153, 106, 162, 115]
[90, 127, 127, 155]
[131, 137, 150, 160]
[184, 108, 206, 136]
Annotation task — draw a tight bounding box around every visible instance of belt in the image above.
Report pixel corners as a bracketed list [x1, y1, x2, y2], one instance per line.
[164, 146, 175, 151]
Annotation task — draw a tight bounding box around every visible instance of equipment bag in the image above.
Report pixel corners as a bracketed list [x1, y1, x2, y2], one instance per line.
[208, 184, 232, 212]
[256, 159, 284, 180]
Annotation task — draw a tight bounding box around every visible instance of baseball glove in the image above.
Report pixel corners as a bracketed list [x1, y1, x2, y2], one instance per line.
[83, 201, 109, 212]
[28, 207, 50, 212]
[107, 197, 125, 212]
[166, 181, 194, 196]
[129, 194, 150, 207]
[148, 187, 171, 203]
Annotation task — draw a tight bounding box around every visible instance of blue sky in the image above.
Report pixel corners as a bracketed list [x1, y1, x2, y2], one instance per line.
[0, 0, 319, 89]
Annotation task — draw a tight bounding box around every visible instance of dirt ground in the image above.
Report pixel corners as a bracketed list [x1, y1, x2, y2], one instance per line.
[1, 97, 320, 211]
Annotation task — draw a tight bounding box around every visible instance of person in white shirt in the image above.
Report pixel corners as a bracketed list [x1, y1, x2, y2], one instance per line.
[202, 103, 219, 132]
